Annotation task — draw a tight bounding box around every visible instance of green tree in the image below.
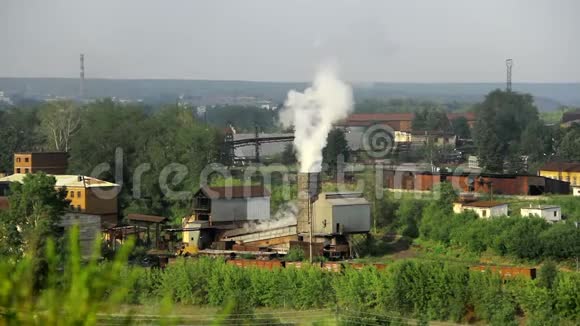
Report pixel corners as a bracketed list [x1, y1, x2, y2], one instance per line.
[322, 128, 350, 176]
[413, 108, 451, 132]
[519, 121, 550, 166]
[556, 125, 580, 161]
[473, 90, 540, 172]
[0, 173, 68, 259]
[451, 116, 471, 139]
[37, 100, 81, 152]
[281, 143, 296, 165]
[0, 106, 43, 173]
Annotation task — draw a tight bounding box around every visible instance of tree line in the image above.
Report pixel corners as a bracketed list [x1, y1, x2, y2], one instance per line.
[0, 99, 225, 222]
[473, 90, 580, 173]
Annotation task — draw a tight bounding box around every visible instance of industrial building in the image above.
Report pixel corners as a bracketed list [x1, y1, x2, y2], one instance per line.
[0, 173, 120, 227]
[539, 162, 580, 187]
[13, 152, 68, 174]
[60, 212, 102, 257]
[383, 168, 571, 196]
[193, 185, 271, 224]
[520, 205, 562, 223]
[180, 173, 371, 259]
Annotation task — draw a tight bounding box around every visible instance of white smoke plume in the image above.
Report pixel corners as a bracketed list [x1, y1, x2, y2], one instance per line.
[280, 64, 354, 173]
[241, 202, 298, 232]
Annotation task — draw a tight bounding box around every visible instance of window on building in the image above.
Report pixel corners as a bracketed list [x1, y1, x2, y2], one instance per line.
[24, 168, 29, 174]
[71, 191, 75, 198]
[77, 191, 81, 198]
[16, 158, 21, 163]
[24, 157, 29, 163]
[554, 211, 557, 217]
[574, 177, 577, 185]
[566, 176, 570, 182]
[482, 210, 487, 217]
[16, 168, 21, 173]
[76, 205, 81, 211]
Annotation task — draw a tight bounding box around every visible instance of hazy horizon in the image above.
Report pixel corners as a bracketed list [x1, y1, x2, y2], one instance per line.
[2, 0, 579, 83]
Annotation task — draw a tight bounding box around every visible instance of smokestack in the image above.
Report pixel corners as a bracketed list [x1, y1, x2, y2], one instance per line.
[297, 172, 321, 235]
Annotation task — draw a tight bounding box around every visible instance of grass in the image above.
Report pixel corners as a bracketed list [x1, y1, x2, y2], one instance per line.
[104, 305, 337, 325]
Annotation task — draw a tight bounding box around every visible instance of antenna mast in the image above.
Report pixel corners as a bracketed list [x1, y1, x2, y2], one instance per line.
[506, 58, 513, 92]
[80, 54, 85, 100]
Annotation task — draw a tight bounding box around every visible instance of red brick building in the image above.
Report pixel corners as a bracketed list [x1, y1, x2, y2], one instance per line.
[338, 112, 476, 131]
[383, 169, 570, 196]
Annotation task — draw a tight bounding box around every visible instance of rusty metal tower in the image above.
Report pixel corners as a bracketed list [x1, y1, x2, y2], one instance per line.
[506, 58, 513, 92]
[80, 54, 85, 99]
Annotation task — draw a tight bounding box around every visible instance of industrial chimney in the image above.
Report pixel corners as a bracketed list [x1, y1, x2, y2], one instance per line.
[297, 172, 321, 235]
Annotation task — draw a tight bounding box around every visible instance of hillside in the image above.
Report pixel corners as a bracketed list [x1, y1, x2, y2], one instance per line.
[0, 78, 578, 111]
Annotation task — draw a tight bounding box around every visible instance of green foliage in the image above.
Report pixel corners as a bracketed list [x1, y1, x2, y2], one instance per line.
[451, 116, 471, 139]
[412, 108, 450, 132]
[322, 128, 350, 177]
[284, 248, 305, 262]
[0, 227, 138, 325]
[395, 198, 425, 238]
[0, 106, 42, 174]
[537, 260, 558, 290]
[557, 124, 580, 161]
[205, 105, 279, 133]
[66, 100, 224, 218]
[474, 89, 540, 172]
[37, 100, 81, 152]
[417, 195, 579, 261]
[0, 173, 69, 260]
[280, 143, 296, 165]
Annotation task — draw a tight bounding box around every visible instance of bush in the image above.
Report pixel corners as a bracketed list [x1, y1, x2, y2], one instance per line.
[284, 248, 305, 262]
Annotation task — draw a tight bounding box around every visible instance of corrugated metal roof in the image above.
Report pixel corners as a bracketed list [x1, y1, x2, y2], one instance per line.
[199, 185, 270, 199]
[327, 197, 369, 206]
[463, 201, 507, 208]
[521, 205, 560, 210]
[0, 174, 119, 188]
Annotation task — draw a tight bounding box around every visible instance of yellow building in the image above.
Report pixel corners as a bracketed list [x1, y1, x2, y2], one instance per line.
[0, 174, 120, 227]
[539, 162, 580, 186]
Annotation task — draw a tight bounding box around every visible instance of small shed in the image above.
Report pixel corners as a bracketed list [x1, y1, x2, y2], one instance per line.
[458, 201, 508, 218]
[573, 185, 580, 197]
[520, 205, 562, 223]
[127, 213, 168, 248]
[313, 192, 371, 234]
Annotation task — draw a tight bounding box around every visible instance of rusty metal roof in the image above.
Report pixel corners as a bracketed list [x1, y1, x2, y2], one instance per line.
[198, 185, 270, 199]
[127, 214, 167, 223]
[540, 162, 580, 172]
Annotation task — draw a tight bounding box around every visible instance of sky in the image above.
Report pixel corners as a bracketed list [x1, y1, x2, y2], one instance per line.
[1, 0, 579, 82]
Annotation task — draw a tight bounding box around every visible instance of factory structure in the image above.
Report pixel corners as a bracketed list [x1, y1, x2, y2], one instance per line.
[180, 173, 371, 259]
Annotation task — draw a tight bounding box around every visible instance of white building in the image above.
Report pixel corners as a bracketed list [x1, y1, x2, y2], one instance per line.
[520, 205, 562, 223]
[572, 185, 580, 197]
[455, 201, 508, 218]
